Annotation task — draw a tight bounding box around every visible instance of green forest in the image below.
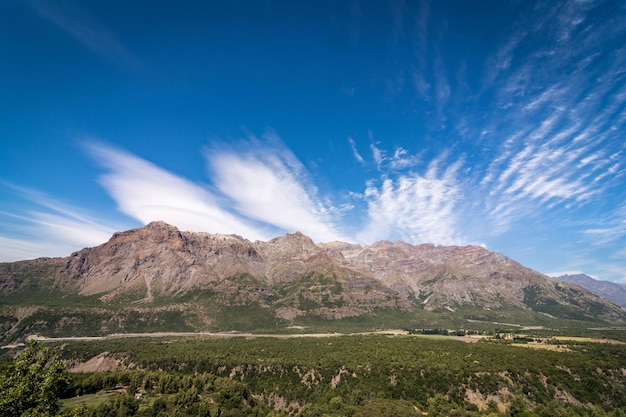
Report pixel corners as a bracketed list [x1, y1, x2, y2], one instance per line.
[2, 333, 625, 416]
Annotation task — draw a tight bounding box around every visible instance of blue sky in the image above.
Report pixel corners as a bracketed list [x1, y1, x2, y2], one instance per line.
[1, 1, 625, 283]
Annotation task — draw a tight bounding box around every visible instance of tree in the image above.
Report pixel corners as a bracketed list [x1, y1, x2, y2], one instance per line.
[0, 340, 69, 417]
[507, 395, 532, 417]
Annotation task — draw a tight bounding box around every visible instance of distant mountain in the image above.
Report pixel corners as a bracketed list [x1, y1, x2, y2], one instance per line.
[552, 273, 626, 308]
[1, 221, 624, 343]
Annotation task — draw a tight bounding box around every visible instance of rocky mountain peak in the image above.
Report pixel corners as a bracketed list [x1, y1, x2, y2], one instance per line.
[269, 231, 313, 244]
[259, 231, 324, 261]
[318, 241, 362, 264]
[318, 241, 362, 252]
[3, 221, 623, 329]
[107, 221, 185, 247]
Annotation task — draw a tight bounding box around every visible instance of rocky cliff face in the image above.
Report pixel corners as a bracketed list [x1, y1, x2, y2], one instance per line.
[64, 222, 338, 296]
[58, 222, 403, 317]
[2, 221, 625, 339]
[320, 240, 625, 321]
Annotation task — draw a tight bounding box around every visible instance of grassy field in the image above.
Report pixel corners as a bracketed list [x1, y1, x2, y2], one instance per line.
[60, 389, 124, 409]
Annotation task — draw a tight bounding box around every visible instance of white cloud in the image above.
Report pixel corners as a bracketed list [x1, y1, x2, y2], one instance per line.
[1, 137, 353, 260]
[0, 221, 111, 261]
[357, 156, 466, 246]
[348, 137, 365, 164]
[480, 96, 621, 232]
[522, 85, 561, 112]
[364, 140, 421, 171]
[205, 136, 348, 243]
[370, 143, 384, 169]
[483, 20, 529, 86]
[25, 211, 114, 248]
[389, 147, 421, 170]
[583, 214, 626, 246]
[476, 12, 626, 234]
[0, 184, 122, 261]
[86, 142, 272, 240]
[0, 236, 54, 262]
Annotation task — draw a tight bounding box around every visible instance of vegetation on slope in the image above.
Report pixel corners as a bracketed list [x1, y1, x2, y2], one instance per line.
[3, 266, 622, 346]
[5, 334, 615, 416]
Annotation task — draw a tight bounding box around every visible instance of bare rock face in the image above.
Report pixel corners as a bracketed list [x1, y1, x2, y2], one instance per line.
[254, 232, 332, 285]
[322, 241, 520, 298]
[59, 223, 401, 315]
[5, 221, 625, 326]
[321, 240, 625, 322]
[67, 222, 194, 298]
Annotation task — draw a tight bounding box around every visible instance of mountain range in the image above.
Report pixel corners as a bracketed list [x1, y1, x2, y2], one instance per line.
[553, 273, 626, 308]
[1, 221, 624, 343]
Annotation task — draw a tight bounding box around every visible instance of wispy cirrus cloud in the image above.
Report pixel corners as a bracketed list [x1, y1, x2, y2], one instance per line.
[358, 155, 467, 246]
[24, 0, 140, 68]
[370, 143, 384, 169]
[366, 137, 421, 172]
[479, 111, 623, 234]
[469, 1, 626, 238]
[389, 147, 421, 170]
[0, 184, 121, 261]
[583, 205, 626, 246]
[347, 137, 365, 164]
[355, 1, 626, 255]
[1, 136, 352, 261]
[0, 236, 62, 263]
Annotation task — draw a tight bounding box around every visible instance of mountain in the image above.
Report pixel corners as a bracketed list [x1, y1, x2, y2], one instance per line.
[320, 240, 626, 324]
[1, 221, 624, 343]
[552, 273, 626, 308]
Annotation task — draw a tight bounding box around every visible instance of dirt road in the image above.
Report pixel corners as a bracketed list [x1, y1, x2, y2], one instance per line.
[25, 329, 409, 343]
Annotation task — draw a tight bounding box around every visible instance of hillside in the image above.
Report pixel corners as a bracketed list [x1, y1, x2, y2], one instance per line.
[553, 273, 626, 308]
[1, 221, 624, 343]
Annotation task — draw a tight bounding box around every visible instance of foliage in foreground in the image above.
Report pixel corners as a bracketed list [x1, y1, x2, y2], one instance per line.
[45, 335, 626, 416]
[0, 341, 69, 417]
[2, 335, 626, 416]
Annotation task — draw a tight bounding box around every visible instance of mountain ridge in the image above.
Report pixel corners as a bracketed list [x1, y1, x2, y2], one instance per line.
[553, 273, 626, 308]
[1, 221, 624, 343]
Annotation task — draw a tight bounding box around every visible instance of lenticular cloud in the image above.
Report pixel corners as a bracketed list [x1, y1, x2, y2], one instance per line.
[86, 142, 271, 240]
[86, 141, 348, 243]
[205, 139, 348, 243]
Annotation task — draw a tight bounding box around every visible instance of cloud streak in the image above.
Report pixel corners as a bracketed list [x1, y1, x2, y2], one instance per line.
[348, 137, 365, 164]
[1, 136, 352, 260]
[0, 184, 121, 261]
[25, 0, 140, 68]
[464, 0, 626, 239]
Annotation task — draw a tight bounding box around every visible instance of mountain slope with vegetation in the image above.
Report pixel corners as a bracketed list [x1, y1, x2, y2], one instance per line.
[1, 221, 624, 344]
[553, 273, 626, 308]
[4, 334, 626, 416]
